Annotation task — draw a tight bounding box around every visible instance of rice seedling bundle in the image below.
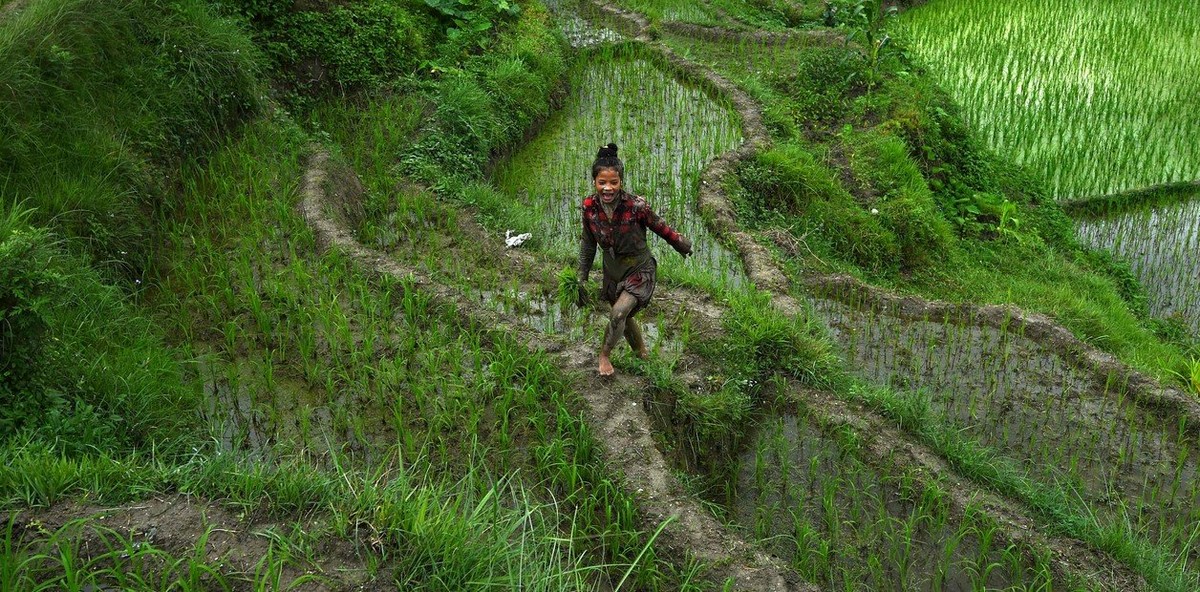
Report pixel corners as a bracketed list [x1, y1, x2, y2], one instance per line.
[898, 0, 1200, 200]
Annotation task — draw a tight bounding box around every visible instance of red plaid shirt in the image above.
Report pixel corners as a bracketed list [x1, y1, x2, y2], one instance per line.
[578, 191, 687, 284]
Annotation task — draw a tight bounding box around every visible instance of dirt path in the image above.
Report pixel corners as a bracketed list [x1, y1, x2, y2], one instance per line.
[288, 4, 1160, 588]
[305, 150, 1145, 590]
[575, 1, 1158, 588]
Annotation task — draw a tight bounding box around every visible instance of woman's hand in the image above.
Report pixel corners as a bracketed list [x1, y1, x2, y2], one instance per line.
[576, 280, 590, 308]
[676, 236, 693, 258]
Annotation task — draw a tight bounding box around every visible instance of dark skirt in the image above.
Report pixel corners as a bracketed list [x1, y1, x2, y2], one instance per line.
[602, 257, 656, 315]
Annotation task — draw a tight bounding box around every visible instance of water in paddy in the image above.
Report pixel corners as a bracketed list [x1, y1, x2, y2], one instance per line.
[1075, 191, 1200, 334]
[493, 58, 746, 291]
[807, 293, 1200, 560]
[194, 352, 394, 461]
[731, 413, 1057, 590]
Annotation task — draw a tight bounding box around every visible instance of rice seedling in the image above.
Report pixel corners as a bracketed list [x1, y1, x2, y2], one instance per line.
[806, 285, 1200, 578]
[729, 412, 1068, 590]
[1075, 190, 1200, 335]
[896, 0, 1200, 200]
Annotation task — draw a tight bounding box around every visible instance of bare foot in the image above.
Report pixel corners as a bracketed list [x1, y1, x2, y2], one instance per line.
[598, 354, 615, 376]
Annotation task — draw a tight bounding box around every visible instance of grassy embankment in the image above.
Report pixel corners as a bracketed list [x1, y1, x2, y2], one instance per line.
[1, 0, 707, 588]
[898, 0, 1200, 351]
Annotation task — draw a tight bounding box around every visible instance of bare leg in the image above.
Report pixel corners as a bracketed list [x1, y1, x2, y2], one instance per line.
[624, 316, 648, 359]
[599, 292, 638, 376]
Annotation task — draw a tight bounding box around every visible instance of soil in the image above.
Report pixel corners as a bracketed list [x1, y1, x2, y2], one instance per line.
[27, 3, 1185, 590]
[300, 4, 1155, 587]
[576, 1, 1171, 587]
[18, 495, 387, 591]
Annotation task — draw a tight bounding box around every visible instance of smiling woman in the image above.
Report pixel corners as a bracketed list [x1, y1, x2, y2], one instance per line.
[578, 143, 693, 375]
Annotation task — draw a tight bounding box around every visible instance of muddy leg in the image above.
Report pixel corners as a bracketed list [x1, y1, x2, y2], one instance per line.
[624, 315, 648, 359]
[599, 292, 638, 376]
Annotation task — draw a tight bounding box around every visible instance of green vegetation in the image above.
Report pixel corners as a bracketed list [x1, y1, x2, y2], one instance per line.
[660, 27, 1193, 387]
[608, 0, 824, 29]
[897, 0, 1200, 200]
[4, 0, 1199, 589]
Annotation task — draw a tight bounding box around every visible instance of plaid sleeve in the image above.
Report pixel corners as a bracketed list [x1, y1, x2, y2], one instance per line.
[579, 205, 597, 281]
[641, 201, 685, 249]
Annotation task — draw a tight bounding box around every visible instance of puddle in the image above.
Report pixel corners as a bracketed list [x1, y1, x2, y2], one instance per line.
[730, 413, 1058, 590]
[1075, 191, 1200, 334]
[806, 291, 1200, 560]
[493, 57, 747, 292]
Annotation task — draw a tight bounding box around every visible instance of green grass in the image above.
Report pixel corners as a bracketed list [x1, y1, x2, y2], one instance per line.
[897, 0, 1200, 200]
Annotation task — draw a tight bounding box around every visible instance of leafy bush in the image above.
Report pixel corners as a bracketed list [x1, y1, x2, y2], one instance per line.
[767, 47, 862, 123]
[276, 2, 434, 91]
[423, 0, 521, 48]
[0, 208, 194, 454]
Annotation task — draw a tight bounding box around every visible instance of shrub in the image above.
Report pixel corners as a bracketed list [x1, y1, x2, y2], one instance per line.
[0, 209, 194, 454]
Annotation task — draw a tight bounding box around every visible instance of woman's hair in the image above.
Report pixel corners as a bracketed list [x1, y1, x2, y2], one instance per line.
[591, 143, 624, 179]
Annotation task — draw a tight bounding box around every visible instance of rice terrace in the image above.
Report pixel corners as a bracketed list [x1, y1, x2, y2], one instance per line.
[2, 0, 1198, 589]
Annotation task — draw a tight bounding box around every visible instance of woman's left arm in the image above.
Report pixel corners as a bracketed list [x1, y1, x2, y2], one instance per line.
[643, 205, 693, 256]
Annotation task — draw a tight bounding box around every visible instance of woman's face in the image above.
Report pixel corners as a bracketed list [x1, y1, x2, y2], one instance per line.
[594, 168, 622, 204]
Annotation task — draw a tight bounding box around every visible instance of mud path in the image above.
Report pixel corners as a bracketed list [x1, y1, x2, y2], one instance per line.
[306, 145, 1143, 590]
[307, 9, 1144, 587]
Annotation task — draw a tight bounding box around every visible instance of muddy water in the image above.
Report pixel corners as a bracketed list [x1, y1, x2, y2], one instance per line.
[1075, 191, 1200, 334]
[733, 413, 1056, 590]
[808, 293, 1200, 559]
[493, 57, 746, 290]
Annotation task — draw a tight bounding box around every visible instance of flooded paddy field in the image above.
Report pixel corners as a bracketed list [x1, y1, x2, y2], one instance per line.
[728, 411, 1069, 590]
[805, 287, 1200, 563]
[492, 53, 747, 293]
[1075, 190, 1200, 334]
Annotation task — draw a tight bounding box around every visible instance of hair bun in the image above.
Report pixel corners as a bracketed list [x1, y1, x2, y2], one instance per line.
[597, 143, 619, 159]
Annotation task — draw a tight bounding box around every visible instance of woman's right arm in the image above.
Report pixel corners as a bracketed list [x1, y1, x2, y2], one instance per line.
[577, 212, 597, 307]
[578, 213, 597, 282]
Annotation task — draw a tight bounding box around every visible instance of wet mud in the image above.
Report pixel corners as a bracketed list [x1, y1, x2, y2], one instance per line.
[302, 149, 812, 591]
[577, 0, 1185, 586]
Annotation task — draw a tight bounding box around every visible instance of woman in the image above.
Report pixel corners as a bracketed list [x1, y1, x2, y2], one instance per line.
[578, 143, 693, 376]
